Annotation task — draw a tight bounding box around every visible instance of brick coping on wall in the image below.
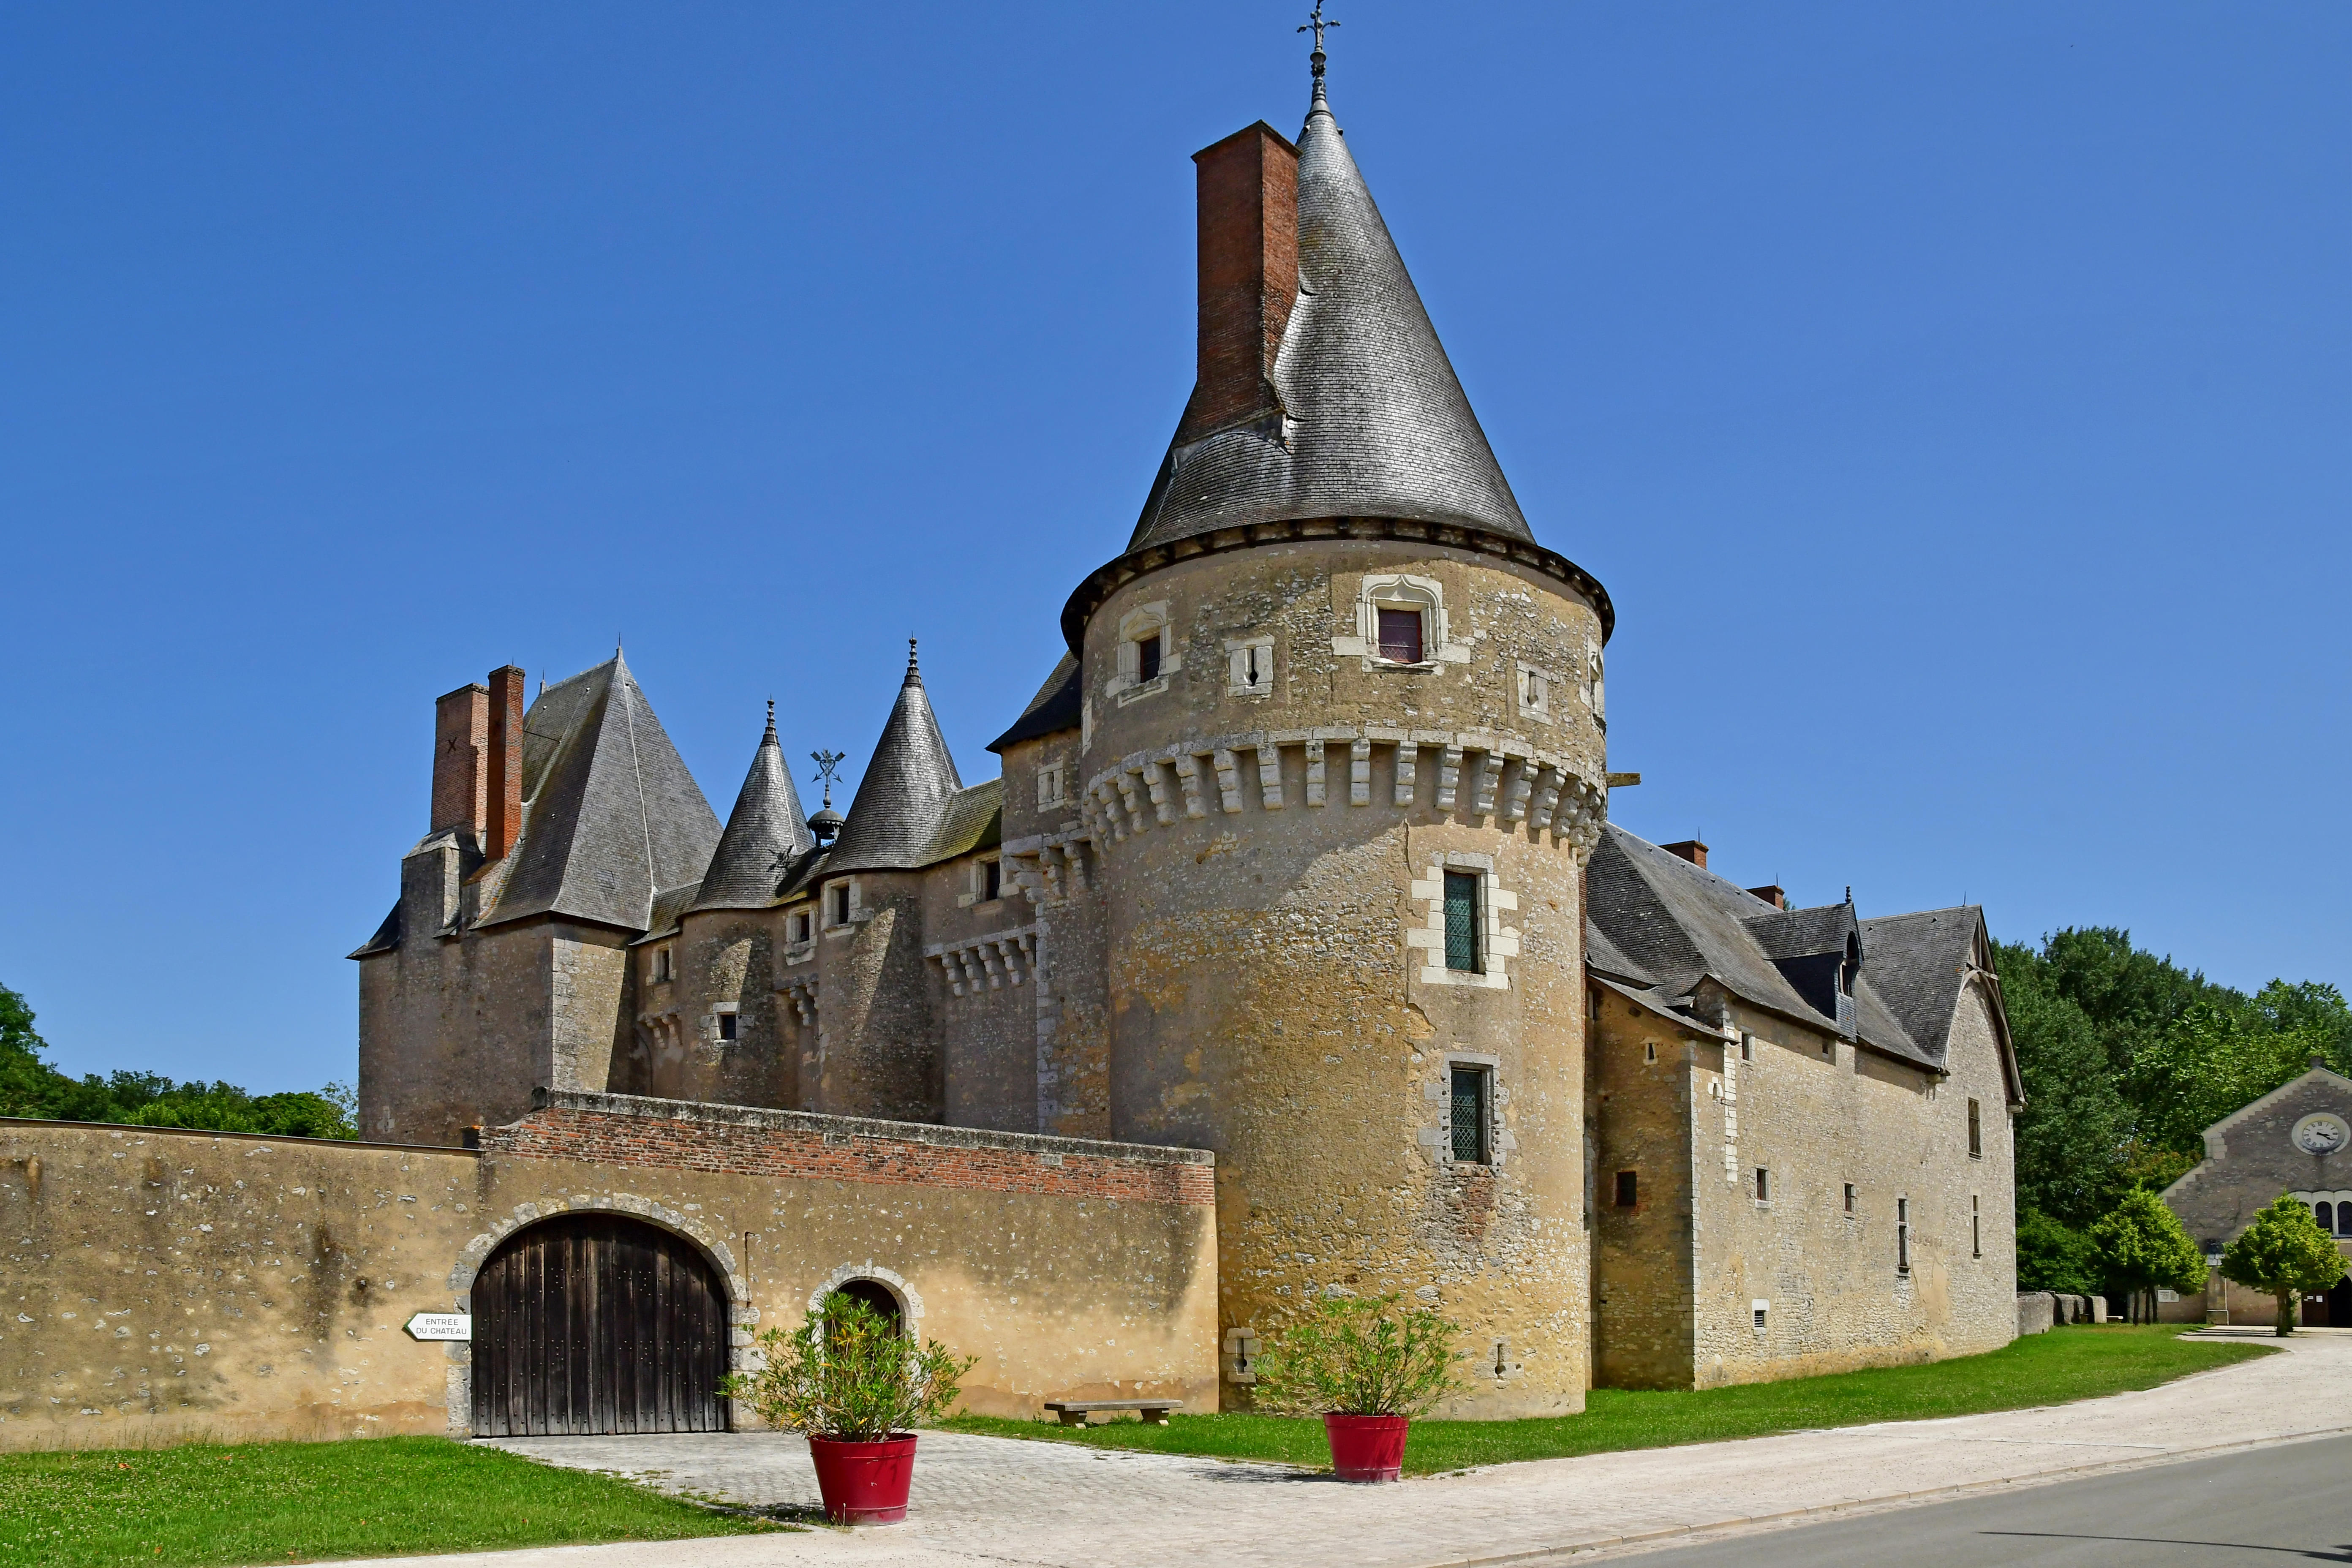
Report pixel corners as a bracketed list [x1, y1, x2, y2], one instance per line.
[0, 1114, 478, 1158]
[481, 1089, 1217, 1206]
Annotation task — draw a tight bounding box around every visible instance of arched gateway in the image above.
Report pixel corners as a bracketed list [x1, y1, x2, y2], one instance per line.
[469, 1213, 729, 1436]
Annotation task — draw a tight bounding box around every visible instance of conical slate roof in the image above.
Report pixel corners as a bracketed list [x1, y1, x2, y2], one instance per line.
[1127, 81, 1530, 553]
[474, 652, 720, 932]
[687, 702, 815, 912]
[822, 642, 965, 874]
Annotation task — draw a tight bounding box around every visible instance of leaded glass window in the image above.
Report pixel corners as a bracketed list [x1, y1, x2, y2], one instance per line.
[1443, 870, 1480, 972]
[1449, 1065, 1489, 1163]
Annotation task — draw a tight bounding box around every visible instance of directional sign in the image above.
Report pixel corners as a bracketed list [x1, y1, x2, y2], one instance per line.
[405, 1312, 472, 1342]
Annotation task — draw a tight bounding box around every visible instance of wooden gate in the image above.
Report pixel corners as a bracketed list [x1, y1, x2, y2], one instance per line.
[469, 1213, 728, 1436]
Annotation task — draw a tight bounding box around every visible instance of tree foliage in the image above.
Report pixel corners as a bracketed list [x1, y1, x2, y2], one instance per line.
[2220, 1196, 2350, 1337]
[1252, 1293, 1465, 1418]
[721, 1293, 975, 1440]
[2088, 1188, 2207, 1323]
[1995, 931, 2349, 1294]
[0, 982, 355, 1139]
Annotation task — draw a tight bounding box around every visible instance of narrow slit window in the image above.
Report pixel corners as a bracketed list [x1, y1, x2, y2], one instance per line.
[1136, 632, 1162, 683]
[1755, 1168, 1770, 1203]
[1449, 1065, 1490, 1163]
[1844, 1182, 1857, 1214]
[981, 859, 1001, 901]
[1740, 1031, 1754, 1062]
[1614, 1170, 1638, 1208]
[830, 885, 850, 926]
[1972, 1194, 1982, 1258]
[1897, 1197, 1911, 1274]
[1376, 605, 1424, 664]
[1443, 871, 1481, 972]
[1968, 1098, 1982, 1159]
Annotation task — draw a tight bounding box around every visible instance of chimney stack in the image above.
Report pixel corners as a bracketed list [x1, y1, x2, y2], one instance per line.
[430, 683, 490, 844]
[1179, 122, 1298, 444]
[1748, 885, 1786, 909]
[1662, 839, 1709, 869]
[486, 665, 527, 860]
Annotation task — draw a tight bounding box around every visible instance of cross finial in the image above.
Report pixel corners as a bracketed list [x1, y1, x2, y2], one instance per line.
[810, 749, 847, 810]
[1298, 1, 1339, 102]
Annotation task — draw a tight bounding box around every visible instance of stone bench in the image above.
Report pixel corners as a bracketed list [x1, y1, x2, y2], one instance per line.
[1043, 1398, 1184, 1427]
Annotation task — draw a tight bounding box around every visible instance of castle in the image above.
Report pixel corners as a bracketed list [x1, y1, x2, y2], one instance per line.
[164, 52, 2014, 1436]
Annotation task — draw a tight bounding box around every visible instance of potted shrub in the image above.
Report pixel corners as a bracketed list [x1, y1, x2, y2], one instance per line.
[1253, 1293, 1462, 1482]
[722, 1291, 976, 1524]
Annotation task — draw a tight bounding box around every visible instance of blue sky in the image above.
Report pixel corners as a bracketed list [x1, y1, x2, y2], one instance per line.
[3, 3, 2346, 1093]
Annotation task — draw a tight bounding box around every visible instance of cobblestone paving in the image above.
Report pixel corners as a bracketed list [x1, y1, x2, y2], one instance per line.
[352, 1333, 2352, 1568]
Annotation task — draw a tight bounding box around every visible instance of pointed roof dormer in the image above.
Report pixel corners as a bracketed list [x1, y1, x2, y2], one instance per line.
[689, 701, 816, 912]
[823, 641, 965, 874]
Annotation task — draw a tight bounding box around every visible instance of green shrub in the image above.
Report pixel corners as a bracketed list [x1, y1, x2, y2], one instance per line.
[1252, 1293, 1463, 1418]
[721, 1293, 975, 1441]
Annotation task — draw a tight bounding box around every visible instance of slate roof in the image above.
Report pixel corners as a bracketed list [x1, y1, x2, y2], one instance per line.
[822, 644, 966, 874]
[1126, 80, 1530, 555]
[988, 654, 1080, 754]
[471, 653, 721, 932]
[688, 704, 815, 913]
[1585, 823, 1940, 1073]
[923, 780, 1003, 864]
[1859, 907, 2024, 1098]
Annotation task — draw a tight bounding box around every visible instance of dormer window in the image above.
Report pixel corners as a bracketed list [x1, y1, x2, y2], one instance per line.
[1376, 606, 1424, 664]
[1343, 574, 1450, 667]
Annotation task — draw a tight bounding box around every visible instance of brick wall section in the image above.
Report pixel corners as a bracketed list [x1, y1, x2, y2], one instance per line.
[480, 1092, 1215, 1207]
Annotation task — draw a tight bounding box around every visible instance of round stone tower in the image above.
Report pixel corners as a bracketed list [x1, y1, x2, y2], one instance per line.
[1061, 65, 1612, 1417]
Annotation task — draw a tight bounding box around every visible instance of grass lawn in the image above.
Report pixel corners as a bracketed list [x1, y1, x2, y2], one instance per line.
[0, 1433, 779, 1568]
[944, 1325, 2275, 1476]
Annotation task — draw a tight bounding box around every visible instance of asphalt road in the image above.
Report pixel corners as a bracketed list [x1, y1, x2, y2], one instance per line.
[1620, 1433, 2352, 1566]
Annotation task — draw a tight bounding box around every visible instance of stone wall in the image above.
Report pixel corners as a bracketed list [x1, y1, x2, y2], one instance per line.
[1589, 977, 2016, 1390]
[1078, 539, 1608, 1418]
[0, 1097, 1216, 1451]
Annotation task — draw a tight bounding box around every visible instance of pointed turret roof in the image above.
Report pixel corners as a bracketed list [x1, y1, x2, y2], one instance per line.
[688, 702, 816, 913]
[822, 642, 966, 874]
[1127, 81, 1530, 554]
[473, 652, 721, 931]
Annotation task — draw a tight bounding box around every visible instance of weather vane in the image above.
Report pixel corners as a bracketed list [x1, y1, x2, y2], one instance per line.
[810, 749, 847, 811]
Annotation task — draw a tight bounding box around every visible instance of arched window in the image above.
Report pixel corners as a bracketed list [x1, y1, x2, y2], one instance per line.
[2319, 1200, 2335, 1234]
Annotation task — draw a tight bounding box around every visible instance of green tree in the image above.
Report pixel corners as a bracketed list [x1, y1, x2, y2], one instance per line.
[2220, 1196, 2350, 1337]
[2088, 1188, 2206, 1323]
[0, 980, 356, 1138]
[2129, 1002, 2340, 1158]
[1995, 942, 2132, 1227]
[2016, 1207, 2101, 1295]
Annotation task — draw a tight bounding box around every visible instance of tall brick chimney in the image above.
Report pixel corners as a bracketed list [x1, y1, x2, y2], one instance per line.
[1662, 839, 1709, 869]
[1177, 121, 1298, 445]
[485, 665, 527, 860]
[431, 683, 490, 843]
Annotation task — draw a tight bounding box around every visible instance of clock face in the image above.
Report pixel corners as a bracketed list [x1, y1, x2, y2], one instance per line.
[2292, 1113, 2349, 1157]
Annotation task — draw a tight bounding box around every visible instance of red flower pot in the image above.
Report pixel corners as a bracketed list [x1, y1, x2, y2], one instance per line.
[1323, 1413, 1409, 1482]
[806, 1432, 918, 1524]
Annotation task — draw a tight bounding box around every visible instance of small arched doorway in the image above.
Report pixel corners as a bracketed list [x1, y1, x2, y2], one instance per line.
[470, 1213, 729, 1436]
[832, 1278, 904, 1335]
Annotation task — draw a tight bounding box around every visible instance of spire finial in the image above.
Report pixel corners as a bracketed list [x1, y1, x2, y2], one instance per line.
[906, 637, 922, 683]
[764, 698, 777, 742]
[1298, 2, 1339, 108]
